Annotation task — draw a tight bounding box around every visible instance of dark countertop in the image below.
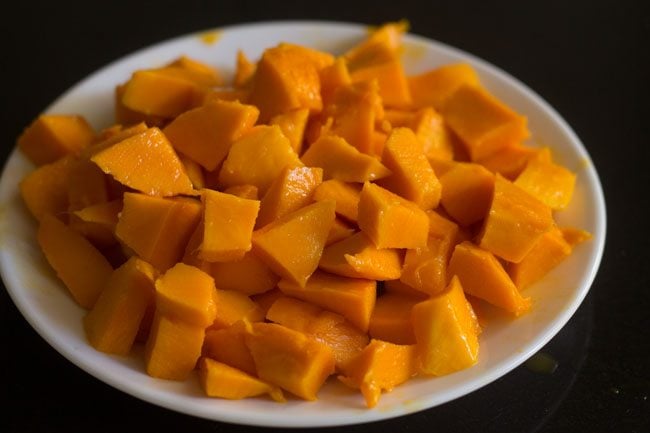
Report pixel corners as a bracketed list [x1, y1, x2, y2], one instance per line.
[1, 1, 648, 432]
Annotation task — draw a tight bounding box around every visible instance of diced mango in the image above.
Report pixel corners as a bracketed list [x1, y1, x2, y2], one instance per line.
[211, 289, 265, 329]
[319, 232, 402, 280]
[377, 127, 441, 210]
[18, 114, 95, 166]
[252, 200, 335, 287]
[514, 152, 576, 210]
[408, 63, 480, 110]
[37, 214, 113, 309]
[84, 257, 156, 354]
[278, 271, 376, 332]
[313, 180, 361, 222]
[369, 294, 419, 344]
[115, 193, 202, 271]
[441, 85, 529, 161]
[448, 241, 530, 315]
[267, 296, 369, 371]
[301, 134, 391, 183]
[411, 276, 479, 376]
[338, 339, 416, 408]
[479, 175, 554, 263]
[218, 125, 303, 195]
[200, 189, 260, 262]
[91, 127, 194, 197]
[325, 218, 356, 246]
[203, 320, 257, 375]
[439, 162, 495, 226]
[163, 100, 259, 171]
[198, 358, 285, 401]
[245, 322, 335, 400]
[144, 312, 205, 380]
[248, 44, 333, 121]
[269, 108, 310, 154]
[507, 228, 573, 290]
[210, 251, 279, 296]
[154, 263, 217, 327]
[20, 155, 75, 221]
[256, 166, 323, 228]
[357, 182, 429, 249]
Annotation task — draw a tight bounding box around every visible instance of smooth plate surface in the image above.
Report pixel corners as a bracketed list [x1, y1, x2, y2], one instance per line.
[0, 21, 606, 427]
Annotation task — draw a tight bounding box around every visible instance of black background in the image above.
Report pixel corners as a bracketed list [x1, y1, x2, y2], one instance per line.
[1, 1, 649, 432]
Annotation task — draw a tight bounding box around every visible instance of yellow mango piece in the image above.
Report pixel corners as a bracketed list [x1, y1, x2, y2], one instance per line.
[369, 294, 419, 345]
[66, 158, 109, 211]
[222, 184, 259, 200]
[163, 100, 259, 171]
[211, 289, 265, 329]
[84, 257, 156, 355]
[350, 55, 411, 108]
[20, 155, 75, 221]
[73, 199, 122, 230]
[410, 107, 454, 160]
[278, 271, 376, 332]
[357, 182, 429, 249]
[514, 152, 576, 210]
[114, 84, 167, 128]
[200, 189, 260, 262]
[476, 142, 539, 179]
[411, 276, 479, 376]
[439, 162, 495, 226]
[408, 63, 480, 110]
[377, 127, 441, 210]
[203, 320, 257, 375]
[234, 50, 256, 88]
[179, 156, 205, 189]
[252, 201, 335, 287]
[83, 122, 149, 158]
[121, 69, 201, 118]
[325, 217, 356, 246]
[319, 231, 402, 280]
[144, 312, 205, 380]
[167, 55, 222, 87]
[18, 114, 95, 166]
[269, 108, 310, 154]
[313, 178, 361, 224]
[154, 263, 217, 327]
[198, 358, 285, 402]
[400, 210, 460, 291]
[448, 241, 530, 315]
[325, 80, 384, 155]
[508, 228, 573, 290]
[91, 127, 194, 197]
[320, 58, 351, 106]
[561, 227, 593, 247]
[338, 339, 416, 408]
[400, 235, 451, 296]
[248, 44, 333, 121]
[267, 296, 369, 372]
[256, 166, 323, 228]
[301, 134, 391, 183]
[245, 322, 335, 400]
[441, 85, 530, 161]
[479, 175, 554, 263]
[344, 21, 407, 70]
[115, 193, 202, 271]
[218, 125, 303, 195]
[37, 214, 114, 309]
[210, 251, 279, 296]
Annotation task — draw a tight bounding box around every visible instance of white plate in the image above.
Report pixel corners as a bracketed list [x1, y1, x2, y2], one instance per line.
[0, 21, 606, 427]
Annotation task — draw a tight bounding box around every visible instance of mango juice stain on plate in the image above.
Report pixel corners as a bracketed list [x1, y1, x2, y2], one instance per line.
[199, 30, 222, 45]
